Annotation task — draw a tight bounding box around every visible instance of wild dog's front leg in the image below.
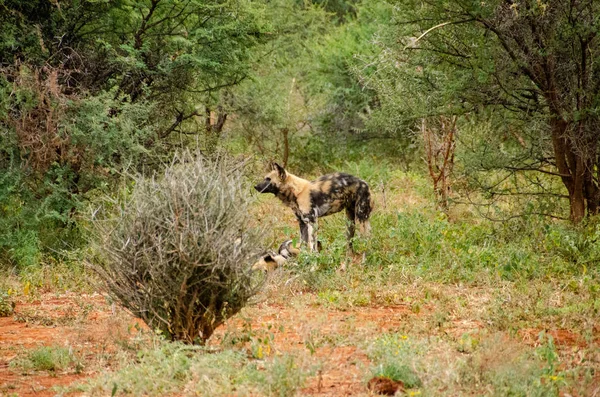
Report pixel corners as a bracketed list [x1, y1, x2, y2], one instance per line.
[298, 217, 309, 246]
[306, 222, 318, 251]
[297, 214, 318, 252]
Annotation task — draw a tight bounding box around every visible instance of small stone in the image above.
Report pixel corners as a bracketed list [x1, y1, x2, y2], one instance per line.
[367, 376, 405, 396]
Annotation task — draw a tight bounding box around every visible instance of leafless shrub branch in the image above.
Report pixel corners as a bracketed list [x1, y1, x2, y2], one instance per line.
[89, 151, 264, 344]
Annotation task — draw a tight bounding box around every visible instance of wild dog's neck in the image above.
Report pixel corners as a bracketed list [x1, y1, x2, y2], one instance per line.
[283, 173, 309, 196]
[276, 173, 308, 210]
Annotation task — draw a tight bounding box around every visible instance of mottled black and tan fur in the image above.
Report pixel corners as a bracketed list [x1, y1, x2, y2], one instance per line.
[254, 163, 373, 252]
[252, 239, 300, 272]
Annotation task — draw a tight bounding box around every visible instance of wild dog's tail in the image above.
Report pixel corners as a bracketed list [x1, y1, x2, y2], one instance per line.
[355, 181, 373, 223]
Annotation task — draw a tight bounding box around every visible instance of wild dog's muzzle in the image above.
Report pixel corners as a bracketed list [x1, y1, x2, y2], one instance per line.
[254, 179, 277, 194]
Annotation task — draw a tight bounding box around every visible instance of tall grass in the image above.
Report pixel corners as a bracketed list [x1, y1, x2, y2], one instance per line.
[284, 160, 600, 285]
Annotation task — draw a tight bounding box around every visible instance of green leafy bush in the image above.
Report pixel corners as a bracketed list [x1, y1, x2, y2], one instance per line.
[368, 333, 423, 389]
[0, 291, 15, 317]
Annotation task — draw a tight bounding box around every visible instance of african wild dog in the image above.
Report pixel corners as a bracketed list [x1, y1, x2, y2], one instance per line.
[252, 239, 300, 272]
[254, 163, 373, 253]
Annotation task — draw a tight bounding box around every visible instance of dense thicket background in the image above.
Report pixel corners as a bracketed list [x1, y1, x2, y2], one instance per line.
[1, 0, 600, 269]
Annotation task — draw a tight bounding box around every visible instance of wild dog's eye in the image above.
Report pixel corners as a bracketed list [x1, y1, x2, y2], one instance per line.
[265, 177, 271, 182]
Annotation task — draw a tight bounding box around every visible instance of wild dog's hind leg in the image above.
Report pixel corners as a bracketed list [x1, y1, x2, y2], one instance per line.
[358, 219, 371, 236]
[355, 182, 373, 264]
[355, 182, 373, 237]
[345, 207, 356, 255]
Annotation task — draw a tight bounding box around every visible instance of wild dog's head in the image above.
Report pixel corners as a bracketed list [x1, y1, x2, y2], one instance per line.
[251, 251, 287, 272]
[251, 253, 279, 272]
[252, 239, 299, 272]
[254, 162, 287, 194]
[277, 239, 299, 259]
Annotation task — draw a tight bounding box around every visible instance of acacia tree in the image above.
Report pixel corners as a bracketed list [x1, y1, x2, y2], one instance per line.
[387, 0, 600, 222]
[231, 1, 396, 171]
[228, 0, 329, 168]
[421, 116, 456, 213]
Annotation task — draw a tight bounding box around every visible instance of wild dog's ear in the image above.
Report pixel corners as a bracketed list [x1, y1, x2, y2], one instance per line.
[272, 162, 286, 180]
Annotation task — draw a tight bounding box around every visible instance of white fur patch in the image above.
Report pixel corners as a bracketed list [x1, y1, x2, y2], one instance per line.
[306, 223, 317, 251]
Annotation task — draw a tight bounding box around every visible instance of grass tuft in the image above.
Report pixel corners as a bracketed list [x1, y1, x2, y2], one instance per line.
[11, 346, 79, 373]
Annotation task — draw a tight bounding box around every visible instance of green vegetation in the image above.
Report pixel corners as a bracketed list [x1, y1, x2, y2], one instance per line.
[11, 346, 80, 373]
[81, 342, 311, 396]
[365, 331, 566, 396]
[4, 0, 598, 267]
[0, 290, 14, 316]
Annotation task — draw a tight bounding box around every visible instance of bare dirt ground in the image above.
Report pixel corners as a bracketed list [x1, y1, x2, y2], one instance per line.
[1, 288, 595, 396]
[0, 292, 415, 396]
[0, 293, 137, 397]
[213, 300, 416, 396]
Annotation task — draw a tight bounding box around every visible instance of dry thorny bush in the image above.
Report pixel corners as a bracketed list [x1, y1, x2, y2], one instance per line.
[5, 62, 73, 173]
[90, 151, 265, 344]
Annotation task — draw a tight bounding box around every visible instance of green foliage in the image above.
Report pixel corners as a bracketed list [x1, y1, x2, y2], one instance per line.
[3, 0, 599, 272]
[0, 173, 45, 268]
[228, 1, 414, 172]
[227, 0, 330, 165]
[308, 0, 360, 22]
[88, 0, 268, 104]
[0, 0, 273, 267]
[454, 115, 567, 219]
[11, 346, 79, 372]
[0, 290, 15, 317]
[17, 251, 94, 294]
[367, 334, 422, 389]
[361, 0, 600, 220]
[366, 332, 568, 396]
[305, 2, 383, 135]
[0, 76, 158, 268]
[82, 341, 310, 396]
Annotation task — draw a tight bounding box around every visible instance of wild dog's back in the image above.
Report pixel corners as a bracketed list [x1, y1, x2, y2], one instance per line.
[307, 173, 372, 219]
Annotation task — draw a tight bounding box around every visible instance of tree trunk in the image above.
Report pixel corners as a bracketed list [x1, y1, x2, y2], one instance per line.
[421, 117, 456, 214]
[571, 156, 586, 223]
[570, 189, 586, 223]
[281, 127, 290, 167]
[549, 117, 598, 223]
[205, 106, 227, 154]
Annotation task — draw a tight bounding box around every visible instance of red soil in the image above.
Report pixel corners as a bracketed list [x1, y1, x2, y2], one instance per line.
[0, 292, 595, 396]
[0, 293, 137, 396]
